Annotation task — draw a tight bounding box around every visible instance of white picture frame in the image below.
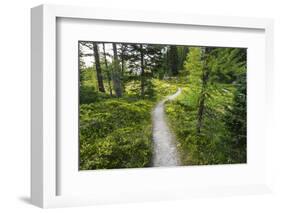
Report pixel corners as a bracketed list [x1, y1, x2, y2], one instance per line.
[31, 4, 274, 208]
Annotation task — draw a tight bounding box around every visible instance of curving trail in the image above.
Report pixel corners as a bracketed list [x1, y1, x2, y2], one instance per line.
[152, 88, 182, 167]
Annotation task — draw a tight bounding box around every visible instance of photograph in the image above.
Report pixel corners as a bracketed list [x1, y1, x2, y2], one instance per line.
[78, 41, 247, 170]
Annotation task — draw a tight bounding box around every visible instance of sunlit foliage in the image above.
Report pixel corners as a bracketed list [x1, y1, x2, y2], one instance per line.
[79, 42, 247, 169]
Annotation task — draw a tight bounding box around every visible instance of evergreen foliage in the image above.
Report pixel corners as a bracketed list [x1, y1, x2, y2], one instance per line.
[79, 42, 247, 169]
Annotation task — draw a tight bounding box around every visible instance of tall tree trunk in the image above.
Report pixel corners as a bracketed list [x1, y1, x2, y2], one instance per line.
[178, 46, 189, 70]
[165, 48, 170, 78]
[112, 43, 122, 97]
[169, 45, 179, 76]
[120, 44, 125, 90]
[121, 56, 125, 75]
[78, 42, 83, 86]
[197, 85, 206, 134]
[140, 44, 145, 98]
[102, 43, 113, 96]
[92, 42, 105, 93]
[120, 44, 125, 76]
[121, 56, 125, 91]
[196, 47, 211, 134]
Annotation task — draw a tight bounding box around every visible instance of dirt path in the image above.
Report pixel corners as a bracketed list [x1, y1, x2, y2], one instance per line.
[152, 88, 182, 167]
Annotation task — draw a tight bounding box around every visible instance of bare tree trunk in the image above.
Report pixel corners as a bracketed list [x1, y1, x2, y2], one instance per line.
[120, 44, 125, 75]
[197, 87, 206, 134]
[78, 42, 83, 86]
[169, 45, 179, 76]
[196, 47, 211, 134]
[92, 42, 105, 93]
[121, 57, 125, 75]
[102, 43, 113, 96]
[120, 44, 125, 90]
[112, 43, 122, 97]
[140, 44, 145, 98]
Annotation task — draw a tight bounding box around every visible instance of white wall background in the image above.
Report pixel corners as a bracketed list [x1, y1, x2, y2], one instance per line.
[0, 0, 280, 212]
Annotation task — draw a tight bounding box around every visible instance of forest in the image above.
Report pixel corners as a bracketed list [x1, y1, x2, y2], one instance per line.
[79, 41, 247, 170]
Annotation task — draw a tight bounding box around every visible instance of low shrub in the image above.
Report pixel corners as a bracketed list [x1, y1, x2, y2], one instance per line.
[79, 99, 154, 170]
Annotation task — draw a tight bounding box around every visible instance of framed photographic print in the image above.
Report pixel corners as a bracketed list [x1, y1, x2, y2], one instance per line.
[31, 4, 274, 208]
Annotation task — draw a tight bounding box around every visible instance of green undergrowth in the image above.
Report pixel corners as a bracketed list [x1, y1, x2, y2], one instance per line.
[79, 79, 179, 170]
[165, 83, 245, 165]
[80, 99, 154, 170]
